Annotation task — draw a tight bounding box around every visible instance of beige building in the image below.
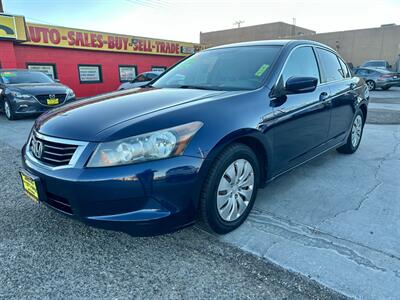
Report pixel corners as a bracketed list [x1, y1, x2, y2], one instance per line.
[200, 22, 315, 46]
[200, 22, 400, 68]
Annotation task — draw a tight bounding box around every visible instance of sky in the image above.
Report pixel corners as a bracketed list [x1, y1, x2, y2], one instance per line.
[2, 0, 400, 43]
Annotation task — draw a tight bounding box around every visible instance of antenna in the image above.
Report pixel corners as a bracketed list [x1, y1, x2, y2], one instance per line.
[233, 20, 245, 28]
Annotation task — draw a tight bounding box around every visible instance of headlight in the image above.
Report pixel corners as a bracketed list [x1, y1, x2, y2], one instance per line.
[66, 88, 75, 99]
[87, 121, 203, 167]
[10, 91, 32, 99]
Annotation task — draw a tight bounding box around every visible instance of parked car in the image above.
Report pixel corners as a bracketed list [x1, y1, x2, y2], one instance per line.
[353, 67, 400, 90]
[20, 40, 368, 236]
[360, 60, 392, 71]
[0, 69, 76, 120]
[118, 71, 163, 90]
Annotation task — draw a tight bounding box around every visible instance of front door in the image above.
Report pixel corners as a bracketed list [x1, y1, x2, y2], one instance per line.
[270, 46, 331, 175]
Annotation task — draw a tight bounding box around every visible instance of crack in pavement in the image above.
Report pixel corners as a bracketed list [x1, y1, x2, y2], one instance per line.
[246, 209, 400, 278]
[315, 128, 400, 227]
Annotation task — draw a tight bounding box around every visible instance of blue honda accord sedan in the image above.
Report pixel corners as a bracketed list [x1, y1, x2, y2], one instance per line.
[20, 40, 369, 235]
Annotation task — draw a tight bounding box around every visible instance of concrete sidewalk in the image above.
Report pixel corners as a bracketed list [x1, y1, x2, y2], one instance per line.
[221, 124, 400, 299]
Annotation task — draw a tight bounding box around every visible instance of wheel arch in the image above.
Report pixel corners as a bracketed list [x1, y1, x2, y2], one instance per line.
[200, 129, 272, 188]
[359, 102, 368, 124]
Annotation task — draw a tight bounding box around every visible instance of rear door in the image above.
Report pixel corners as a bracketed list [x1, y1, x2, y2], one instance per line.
[315, 48, 358, 144]
[271, 46, 331, 175]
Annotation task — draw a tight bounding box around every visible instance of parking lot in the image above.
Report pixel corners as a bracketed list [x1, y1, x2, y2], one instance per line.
[0, 89, 399, 299]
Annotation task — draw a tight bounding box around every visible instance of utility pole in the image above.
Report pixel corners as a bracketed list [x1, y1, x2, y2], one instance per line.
[291, 17, 296, 36]
[233, 20, 244, 28]
[0, 0, 4, 13]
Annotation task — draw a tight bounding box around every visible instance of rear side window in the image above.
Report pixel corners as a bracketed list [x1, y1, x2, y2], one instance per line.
[338, 58, 350, 78]
[281, 46, 320, 83]
[316, 48, 345, 82]
[355, 69, 369, 76]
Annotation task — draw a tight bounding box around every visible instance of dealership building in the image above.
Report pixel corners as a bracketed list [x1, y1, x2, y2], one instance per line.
[0, 13, 201, 97]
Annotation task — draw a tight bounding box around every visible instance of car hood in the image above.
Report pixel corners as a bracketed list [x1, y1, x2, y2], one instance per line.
[34, 88, 229, 142]
[8, 83, 68, 95]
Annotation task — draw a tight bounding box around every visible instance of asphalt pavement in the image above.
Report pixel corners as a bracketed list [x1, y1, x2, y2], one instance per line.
[222, 124, 400, 299]
[1, 86, 400, 299]
[0, 116, 343, 299]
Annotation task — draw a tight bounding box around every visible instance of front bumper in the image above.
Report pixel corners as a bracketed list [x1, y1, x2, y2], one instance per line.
[12, 97, 76, 116]
[21, 144, 205, 236]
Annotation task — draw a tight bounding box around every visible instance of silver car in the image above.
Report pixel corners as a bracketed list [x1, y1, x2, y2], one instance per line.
[360, 60, 391, 71]
[353, 67, 400, 90]
[118, 71, 163, 90]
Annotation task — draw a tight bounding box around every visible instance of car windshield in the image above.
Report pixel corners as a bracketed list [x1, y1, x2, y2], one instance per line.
[0, 71, 53, 84]
[152, 46, 281, 91]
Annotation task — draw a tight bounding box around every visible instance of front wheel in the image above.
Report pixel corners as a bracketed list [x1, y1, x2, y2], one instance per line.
[337, 110, 364, 154]
[366, 80, 375, 91]
[199, 144, 260, 234]
[3, 99, 16, 120]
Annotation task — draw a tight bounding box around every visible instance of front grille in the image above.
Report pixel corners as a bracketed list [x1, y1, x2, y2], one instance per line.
[29, 133, 78, 167]
[35, 94, 67, 106]
[46, 192, 73, 215]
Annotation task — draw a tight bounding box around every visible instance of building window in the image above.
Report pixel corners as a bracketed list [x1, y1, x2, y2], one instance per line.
[151, 66, 167, 72]
[27, 63, 57, 80]
[78, 64, 102, 83]
[119, 65, 137, 82]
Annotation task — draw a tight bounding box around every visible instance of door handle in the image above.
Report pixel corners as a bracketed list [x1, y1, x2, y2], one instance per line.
[319, 92, 329, 101]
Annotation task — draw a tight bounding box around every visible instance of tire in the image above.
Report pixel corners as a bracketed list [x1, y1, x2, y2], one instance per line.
[337, 110, 364, 154]
[199, 143, 260, 234]
[366, 80, 375, 91]
[3, 99, 16, 120]
[382, 86, 391, 90]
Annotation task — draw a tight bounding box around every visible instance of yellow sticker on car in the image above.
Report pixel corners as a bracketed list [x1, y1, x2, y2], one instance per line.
[47, 98, 59, 105]
[255, 64, 270, 77]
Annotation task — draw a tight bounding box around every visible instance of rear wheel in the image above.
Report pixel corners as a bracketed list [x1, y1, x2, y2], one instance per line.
[366, 80, 375, 91]
[3, 99, 16, 120]
[337, 110, 364, 154]
[199, 144, 260, 234]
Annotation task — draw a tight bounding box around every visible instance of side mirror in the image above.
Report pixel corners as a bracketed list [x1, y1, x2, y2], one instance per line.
[285, 76, 318, 94]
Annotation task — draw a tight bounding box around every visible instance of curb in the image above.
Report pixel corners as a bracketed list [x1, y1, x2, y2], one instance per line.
[366, 108, 400, 125]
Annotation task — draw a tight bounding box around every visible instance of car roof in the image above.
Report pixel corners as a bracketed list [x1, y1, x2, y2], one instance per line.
[206, 39, 335, 51]
[356, 67, 390, 73]
[140, 71, 162, 75]
[0, 69, 35, 72]
[364, 60, 386, 63]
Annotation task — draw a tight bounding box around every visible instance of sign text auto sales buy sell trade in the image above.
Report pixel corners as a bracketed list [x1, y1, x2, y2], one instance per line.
[24, 24, 201, 56]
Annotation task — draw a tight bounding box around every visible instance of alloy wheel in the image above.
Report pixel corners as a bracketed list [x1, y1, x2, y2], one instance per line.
[4, 101, 11, 119]
[351, 115, 363, 147]
[366, 81, 375, 91]
[216, 159, 255, 222]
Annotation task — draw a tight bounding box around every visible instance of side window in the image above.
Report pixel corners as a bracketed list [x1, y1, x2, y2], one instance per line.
[281, 47, 320, 84]
[316, 48, 345, 82]
[134, 74, 147, 82]
[338, 58, 350, 78]
[147, 73, 158, 80]
[356, 69, 368, 76]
